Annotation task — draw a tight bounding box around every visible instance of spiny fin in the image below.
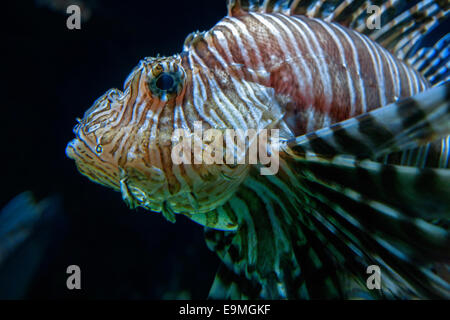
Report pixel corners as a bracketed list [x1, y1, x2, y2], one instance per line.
[280, 154, 450, 298]
[208, 264, 260, 299]
[205, 178, 347, 299]
[284, 82, 450, 220]
[354, 0, 449, 60]
[286, 83, 450, 161]
[227, 0, 353, 17]
[205, 77, 450, 299]
[408, 34, 450, 86]
[378, 137, 450, 169]
[205, 156, 450, 298]
[285, 153, 450, 221]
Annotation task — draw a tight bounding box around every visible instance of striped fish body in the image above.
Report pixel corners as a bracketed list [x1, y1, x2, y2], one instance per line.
[188, 12, 429, 136]
[65, 4, 438, 218]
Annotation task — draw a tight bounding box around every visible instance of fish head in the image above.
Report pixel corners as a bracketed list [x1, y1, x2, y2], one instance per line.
[66, 55, 247, 218]
[65, 86, 128, 192]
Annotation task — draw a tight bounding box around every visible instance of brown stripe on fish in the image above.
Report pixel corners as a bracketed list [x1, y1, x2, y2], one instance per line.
[331, 22, 369, 116]
[313, 18, 357, 117]
[110, 68, 143, 132]
[190, 50, 251, 128]
[244, 13, 320, 132]
[217, 11, 429, 137]
[202, 30, 272, 122]
[278, 14, 334, 115]
[379, 139, 449, 169]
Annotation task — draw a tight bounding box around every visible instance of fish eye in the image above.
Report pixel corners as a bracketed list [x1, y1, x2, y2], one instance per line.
[96, 144, 103, 154]
[156, 73, 175, 91]
[147, 69, 183, 97]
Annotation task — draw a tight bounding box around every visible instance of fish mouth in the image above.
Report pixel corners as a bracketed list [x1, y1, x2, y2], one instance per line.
[65, 124, 87, 160]
[65, 139, 77, 160]
[65, 137, 120, 190]
[66, 122, 81, 160]
[66, 121, 98, 158]
[65, 137, 89, 165]
[65, 137, 87, 161]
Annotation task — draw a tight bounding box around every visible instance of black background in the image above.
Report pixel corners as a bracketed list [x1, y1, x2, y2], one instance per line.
[4, 0, 228, 299]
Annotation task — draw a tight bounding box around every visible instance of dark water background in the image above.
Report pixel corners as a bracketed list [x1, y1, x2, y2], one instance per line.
[4, 0, 227, 299]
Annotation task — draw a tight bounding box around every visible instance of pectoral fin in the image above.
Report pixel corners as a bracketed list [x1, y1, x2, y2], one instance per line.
[205, 83, 450, 299]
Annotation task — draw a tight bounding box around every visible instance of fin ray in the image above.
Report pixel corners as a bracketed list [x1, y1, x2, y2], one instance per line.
[286, 83, 450, 160]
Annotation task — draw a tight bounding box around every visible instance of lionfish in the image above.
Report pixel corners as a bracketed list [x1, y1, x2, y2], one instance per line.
[66, 0, 450, 299]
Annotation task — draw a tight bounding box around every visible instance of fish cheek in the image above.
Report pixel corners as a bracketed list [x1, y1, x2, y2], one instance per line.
[119, 165, 167, 211]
